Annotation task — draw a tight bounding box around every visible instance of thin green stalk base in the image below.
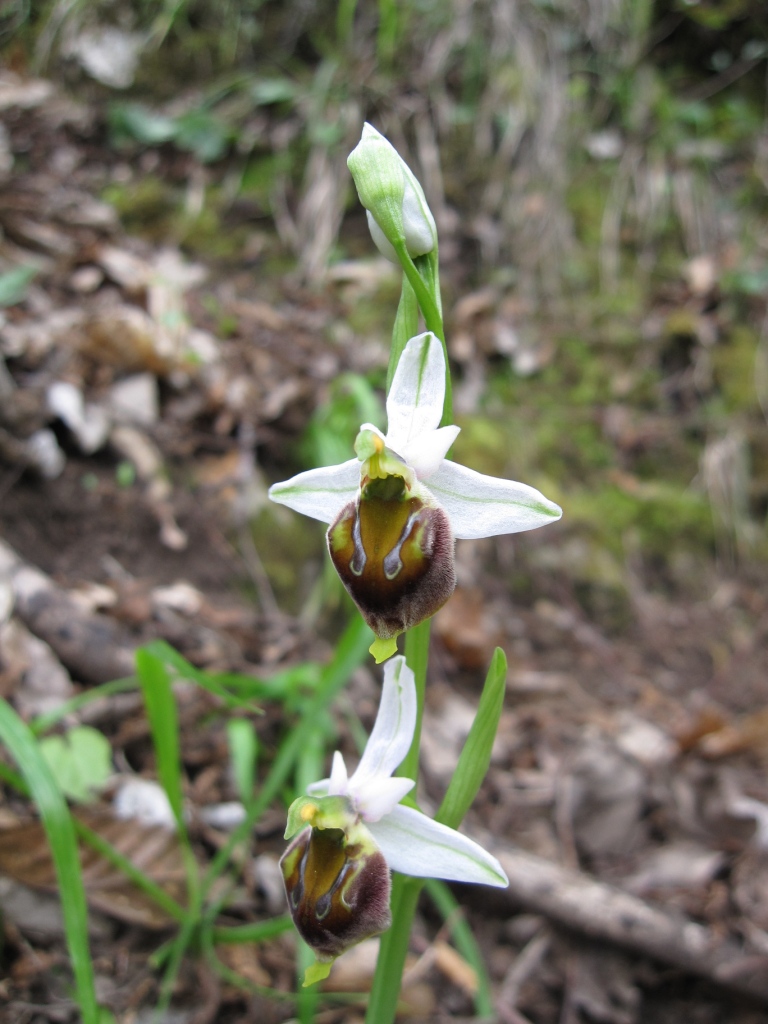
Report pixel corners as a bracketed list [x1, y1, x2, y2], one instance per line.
[365, 875, 423, 1024]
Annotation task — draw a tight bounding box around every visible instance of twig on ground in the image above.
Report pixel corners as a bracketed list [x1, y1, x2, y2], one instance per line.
[498, 928, 550, 1012]
[494, 844, 768, 1003]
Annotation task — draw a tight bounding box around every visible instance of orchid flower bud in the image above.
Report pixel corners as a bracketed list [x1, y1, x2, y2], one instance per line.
[280, 796, 392, 963]
[348, 123, 437, 264]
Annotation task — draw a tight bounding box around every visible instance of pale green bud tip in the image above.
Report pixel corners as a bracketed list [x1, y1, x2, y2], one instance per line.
[348, 122, 436, 262]
[347, 123, 406, 214]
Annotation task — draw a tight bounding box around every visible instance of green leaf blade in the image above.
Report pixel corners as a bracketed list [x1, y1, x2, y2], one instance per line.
[135, 647, 184, 826]
[0, 700, 100, 1023]
[436, 647, 507, 830]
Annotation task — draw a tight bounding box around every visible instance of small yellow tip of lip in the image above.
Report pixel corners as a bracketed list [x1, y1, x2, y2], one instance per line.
[369, 636, 399, 663]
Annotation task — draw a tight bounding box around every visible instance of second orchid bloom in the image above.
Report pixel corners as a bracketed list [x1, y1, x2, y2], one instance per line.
[269, 332, 562, 661]
[280, 656, 507, 976]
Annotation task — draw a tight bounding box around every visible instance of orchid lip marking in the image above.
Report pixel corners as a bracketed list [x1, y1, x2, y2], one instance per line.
[291, 837, 310, 910]
[350, 508, 366, 577]
[316, 858, 353, 920]
[382, 509, 422, 580]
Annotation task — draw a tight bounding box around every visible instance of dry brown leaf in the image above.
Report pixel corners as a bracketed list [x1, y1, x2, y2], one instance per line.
[697, 708, 768, 759]
[0, 810, 188, 929]
[433, 939, 479, 995]
[433, 586, 504, 670]
[675, 706, 729, 753]
[216, 943, 271, 987]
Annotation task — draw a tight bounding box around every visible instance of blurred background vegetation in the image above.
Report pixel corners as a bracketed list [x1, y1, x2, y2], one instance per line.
[4, 0, 768, 620]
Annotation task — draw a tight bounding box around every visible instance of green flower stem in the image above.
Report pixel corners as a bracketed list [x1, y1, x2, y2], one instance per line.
[366, 239, 449, 1022]
[365, 874, 424, 1024]
[366, 617, 430, 1024]
[387, 276, 419, 392]
[399, 617, 431, 782]
[392, 240, 452, 425]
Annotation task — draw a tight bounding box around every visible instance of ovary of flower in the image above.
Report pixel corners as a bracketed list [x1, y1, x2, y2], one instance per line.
[268, 331, 562, 658]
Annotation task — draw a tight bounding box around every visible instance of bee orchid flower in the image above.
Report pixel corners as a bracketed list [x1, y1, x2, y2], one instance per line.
[269, 331, 562, 661]
[280, 656, 507, 976]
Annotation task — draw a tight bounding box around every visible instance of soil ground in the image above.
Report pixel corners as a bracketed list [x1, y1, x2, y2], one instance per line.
[1, 70, 768, 1024]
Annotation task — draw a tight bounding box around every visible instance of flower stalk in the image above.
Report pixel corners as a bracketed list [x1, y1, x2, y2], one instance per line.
[270, 124, 563, 1023]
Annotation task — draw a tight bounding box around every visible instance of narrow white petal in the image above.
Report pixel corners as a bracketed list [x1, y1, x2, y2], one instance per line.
[369, 805, 508, 887]
[327, 751, 350, 795]
[427, 461, 562, 539]
[386, 333, 446, 450]
[268, 458, 360, 524]
[352, 656, 416, 788]
[402, 424, 460, 479]
[355, 776, 415, 822]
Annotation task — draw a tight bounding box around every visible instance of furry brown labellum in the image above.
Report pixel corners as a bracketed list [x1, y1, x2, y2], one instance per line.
[280, 825, 392, 961]
[327, 474, 456, 640]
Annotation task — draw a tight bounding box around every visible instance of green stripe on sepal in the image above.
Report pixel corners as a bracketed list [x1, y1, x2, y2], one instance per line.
[435, 647, 507, 830]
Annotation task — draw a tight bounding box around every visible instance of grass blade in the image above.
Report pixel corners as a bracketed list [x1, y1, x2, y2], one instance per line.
[135, 648, 184, 826]
[437, 647, 507, 829]
[0, 699, 100, 1023]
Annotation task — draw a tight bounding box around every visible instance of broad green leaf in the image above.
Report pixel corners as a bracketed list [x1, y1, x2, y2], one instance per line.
[109, 102, 175, 145]
[0, 266, 37, 307]
[39, 726, 112, 803]
[250, 77, 297, 105]
[173, 110, 230, 163]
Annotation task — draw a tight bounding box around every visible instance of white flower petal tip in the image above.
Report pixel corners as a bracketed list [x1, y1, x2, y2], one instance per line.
[428, 461, 562, 539]
[370, 804, 508, 887]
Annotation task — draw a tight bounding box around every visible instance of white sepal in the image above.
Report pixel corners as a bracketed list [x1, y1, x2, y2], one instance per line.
[267, 457, 359, 524]
[427, 460, 562, 539]
[369, 804, 508, 887]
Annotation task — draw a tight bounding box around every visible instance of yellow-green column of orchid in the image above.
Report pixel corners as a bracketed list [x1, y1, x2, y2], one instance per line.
[348, 123, 450, 1024]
